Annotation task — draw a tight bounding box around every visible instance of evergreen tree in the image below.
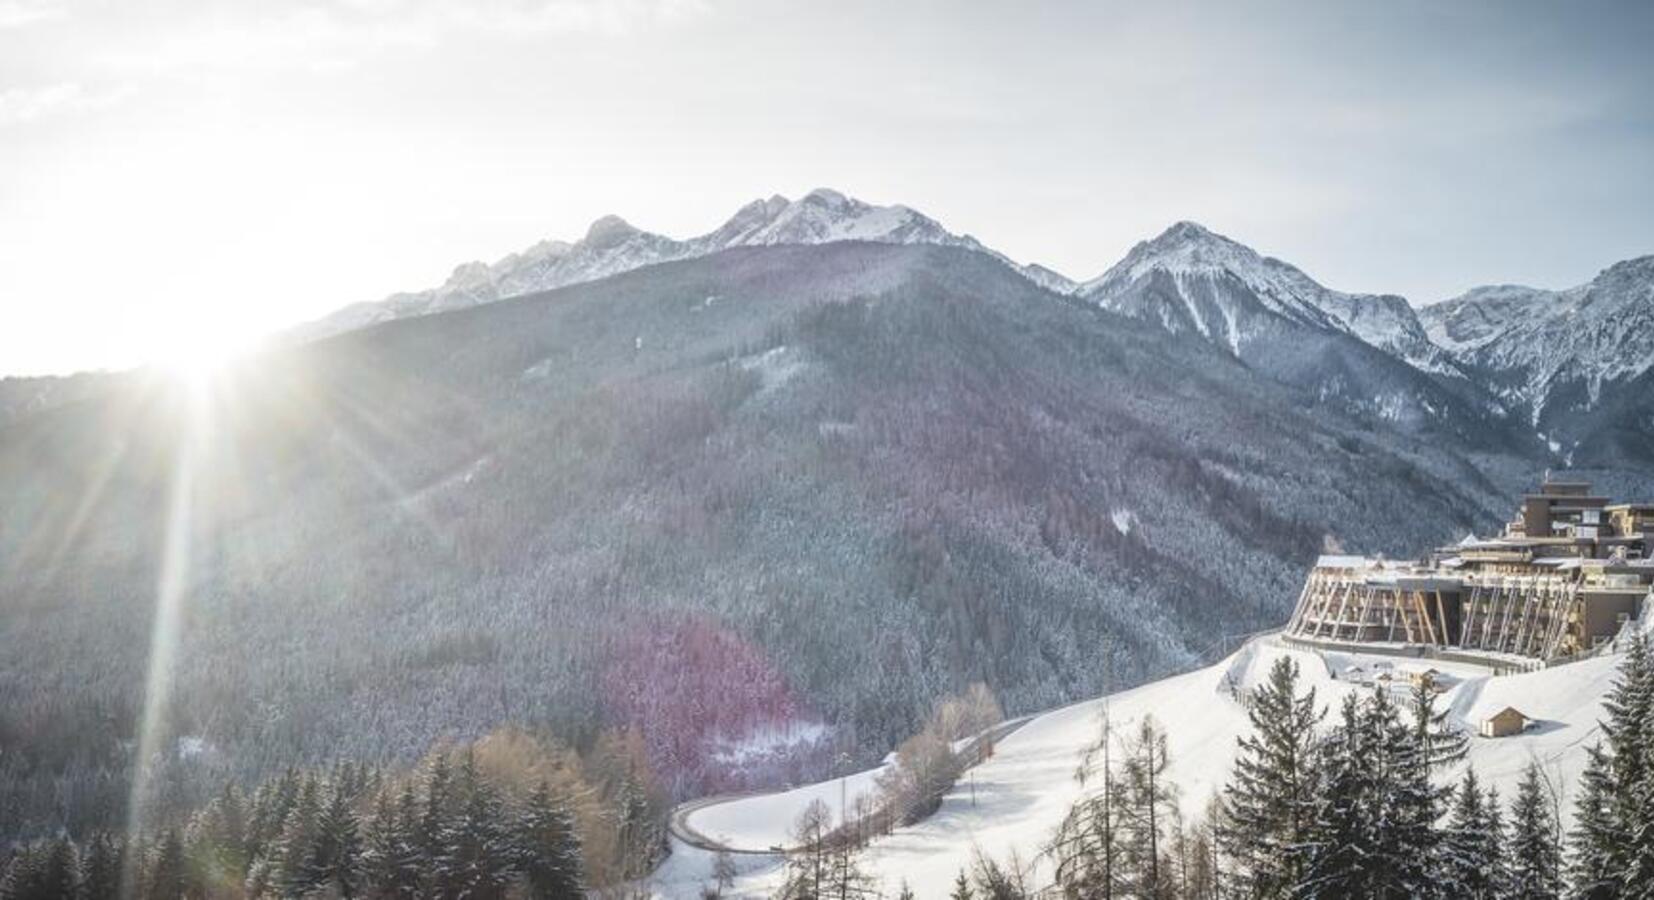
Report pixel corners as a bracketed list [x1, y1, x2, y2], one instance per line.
[1298, 693, 1373, 898]
[1298, 687, 1446, 899]
[1606, 634, 1654, 898]
[303, 782, 363, 898]
[1440, 769, 1497, 899]
[949, 870, 974, 900]
[436, 756, 514, 900]
[1392, 683, 1462, 899]
[78, 832, 123, 900]
[1569, 743, 1619, 899]
[419, 755, 453, 853]
[1483, 786, 1509, 898]
[144, 831, 186, 900]
[516, 781, 585, 899]
[361, 787, 420, 900]
[37, 839, 77, 900]
[0, 845, 35, 900]
[275, 773, 323, 897]
[1507, 763, 1563, 900]
[1219, 656, 1320, 899]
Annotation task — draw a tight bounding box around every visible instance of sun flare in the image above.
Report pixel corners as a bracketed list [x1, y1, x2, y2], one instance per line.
[146, 324, 254, 389]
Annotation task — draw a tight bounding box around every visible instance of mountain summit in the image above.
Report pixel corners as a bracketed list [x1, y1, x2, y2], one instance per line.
[290, 190, 1076, 341]
[1080, 220, 1450, 374]
[1420, 255, 1654, 458]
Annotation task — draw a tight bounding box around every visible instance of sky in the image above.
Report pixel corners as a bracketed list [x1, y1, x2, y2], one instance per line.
[2, 0, 1652, 375]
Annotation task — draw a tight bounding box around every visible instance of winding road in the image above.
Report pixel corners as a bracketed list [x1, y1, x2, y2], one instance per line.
[667, 716, 1033, 855]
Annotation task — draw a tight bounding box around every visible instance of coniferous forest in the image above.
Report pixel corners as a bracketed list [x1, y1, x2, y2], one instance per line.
[0, 727, 664, 900]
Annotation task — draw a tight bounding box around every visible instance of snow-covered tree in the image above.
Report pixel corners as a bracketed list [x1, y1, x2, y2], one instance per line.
[1439, 769, 1502, 899]
[516, 780, 585, 899]
[1569, 743, 1618, 899]
[1219, 655, 1320, 898]
[1507, 763, 1563, 900]
[436, 754, 514, 900]
[302, 781, 363, 898]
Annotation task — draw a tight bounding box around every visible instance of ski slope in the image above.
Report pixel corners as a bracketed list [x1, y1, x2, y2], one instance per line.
[649, 635, 1625, 898]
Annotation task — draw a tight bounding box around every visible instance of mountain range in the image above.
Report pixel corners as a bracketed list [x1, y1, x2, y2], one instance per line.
[1, 189, 1651, 843]
[289, 188, 1077, 343]
[293, 189, 1654, 464]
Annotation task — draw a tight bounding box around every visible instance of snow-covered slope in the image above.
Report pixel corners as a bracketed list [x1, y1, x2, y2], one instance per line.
[652, 636, 1627, 898]
[1420, 257, 1654, 456]
[1080, 222, 1452, 374]
[290, 189, 1074, 341]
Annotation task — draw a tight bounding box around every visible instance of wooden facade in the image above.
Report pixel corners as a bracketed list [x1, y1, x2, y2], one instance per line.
[1286, 480, 1654, 664]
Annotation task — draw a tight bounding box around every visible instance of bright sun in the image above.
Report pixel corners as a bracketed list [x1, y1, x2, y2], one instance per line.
[147, 323, 254, 387]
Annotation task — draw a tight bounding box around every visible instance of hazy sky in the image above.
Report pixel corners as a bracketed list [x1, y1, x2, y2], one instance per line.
[3, 0, 1652, 375]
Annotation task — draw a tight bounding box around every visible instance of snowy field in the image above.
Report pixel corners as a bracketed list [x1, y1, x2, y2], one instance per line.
[648, 635, 1626, 898]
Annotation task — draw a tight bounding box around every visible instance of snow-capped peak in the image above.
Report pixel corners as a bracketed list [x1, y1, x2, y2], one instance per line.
[1080, 222, 1454, 374]
[290, 190, 1077, 342]
[1419, 254, 1654, 431]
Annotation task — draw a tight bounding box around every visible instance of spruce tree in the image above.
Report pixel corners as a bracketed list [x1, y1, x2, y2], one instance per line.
[1298, 693, 1371, 898]
[419, 753, 455, 867]
[145, 830, 186, 900]
[1508, 763, 1563, 900]
[1219, 656, 1320, 898]
[1299, 688, 1436, 899]
[1391, 682, 1461, 898]
[78, 832, 123, 900]
[949, 870, 974, 900]
[437, 757, 513, 900]
[304, 782, 363, 898]
[1603, 632, 1654, 891]
[361, 786, 421, 900]
[1440, 769, 1498, 899]
[516, 781, 585, 899]
[275, 773, 323, 897]
[1569, 743, 1619, 899]
[1483, 786, 1509, 897]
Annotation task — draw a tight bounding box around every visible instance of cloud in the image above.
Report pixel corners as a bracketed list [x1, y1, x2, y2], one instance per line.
[0, 82, 131, 126]
[104, 0, 712, 73]
[0, 0, 63, 29]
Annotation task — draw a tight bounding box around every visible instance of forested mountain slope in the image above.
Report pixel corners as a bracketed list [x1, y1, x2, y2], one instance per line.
[0, 243, 1551, 840]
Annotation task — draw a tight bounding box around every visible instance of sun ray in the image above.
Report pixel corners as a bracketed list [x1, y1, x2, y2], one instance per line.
[121, 376, 206, 894]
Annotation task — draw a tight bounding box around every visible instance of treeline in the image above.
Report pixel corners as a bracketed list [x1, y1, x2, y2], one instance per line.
[0, 728, 667, 899]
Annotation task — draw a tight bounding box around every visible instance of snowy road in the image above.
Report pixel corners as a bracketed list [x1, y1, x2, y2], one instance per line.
[666, 716, 1033, 855]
